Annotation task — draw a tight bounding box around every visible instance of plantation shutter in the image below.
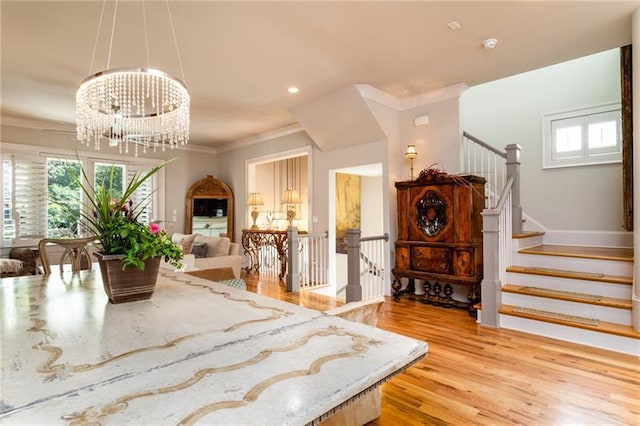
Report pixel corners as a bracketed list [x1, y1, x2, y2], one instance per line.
[8, 154, 46, 240]
[2, 156, 15, 242]
[127, 165, 155, 225]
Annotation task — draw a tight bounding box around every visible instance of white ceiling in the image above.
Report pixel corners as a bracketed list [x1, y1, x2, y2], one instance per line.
[1, 1, 637, 149]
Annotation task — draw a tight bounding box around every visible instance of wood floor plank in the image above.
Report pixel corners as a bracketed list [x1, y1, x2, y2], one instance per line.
[241, 272, 640, 425]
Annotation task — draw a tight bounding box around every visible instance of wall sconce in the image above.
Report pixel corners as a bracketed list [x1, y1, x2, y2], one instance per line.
[247, 192, 264, 229]
[405, 144, 418, 180]
[281, 188, 302, 227]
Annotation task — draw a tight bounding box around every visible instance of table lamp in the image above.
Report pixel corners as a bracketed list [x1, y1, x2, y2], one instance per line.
[281, 188, 301, 227]
[247, 192, 264, 229]
[405, 144, 418, 180]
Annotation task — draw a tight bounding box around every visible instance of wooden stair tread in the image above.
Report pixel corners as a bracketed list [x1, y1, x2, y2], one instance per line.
[500, 304, 640, 340]
[502, 284, 631, 309]
[518, 244, 633, 262]
[507, 265, 632, 285]
[512, 231, 545, 239]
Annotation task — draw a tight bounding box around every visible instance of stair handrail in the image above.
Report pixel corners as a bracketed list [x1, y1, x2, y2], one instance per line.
[462, 131, 506, 208]
[359, 251, 382, 277]
[463, 131, 506, 158]
[494, 175, 515, 213]
[461, 132, 522, 235]
[480, 175, 514, 327]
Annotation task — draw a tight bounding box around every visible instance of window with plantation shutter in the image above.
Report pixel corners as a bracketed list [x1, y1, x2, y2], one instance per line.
[2, 157, 15, 241]
[127, 165, 156, 225]
[2, 147, 165, 248]
[2, 154, 47, 243]
[542, 102, 622, 168]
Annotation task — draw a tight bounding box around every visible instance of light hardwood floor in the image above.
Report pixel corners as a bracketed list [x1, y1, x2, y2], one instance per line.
[242, 271, 640, 425]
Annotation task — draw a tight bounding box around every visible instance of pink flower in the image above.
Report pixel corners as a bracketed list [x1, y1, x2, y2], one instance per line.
[148, 222, 161, 234]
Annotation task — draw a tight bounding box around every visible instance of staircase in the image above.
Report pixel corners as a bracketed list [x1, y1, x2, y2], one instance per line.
[494, 232, 640, 356]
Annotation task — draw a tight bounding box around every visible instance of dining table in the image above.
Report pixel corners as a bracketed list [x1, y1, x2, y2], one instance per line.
[0, 268, 427, 425]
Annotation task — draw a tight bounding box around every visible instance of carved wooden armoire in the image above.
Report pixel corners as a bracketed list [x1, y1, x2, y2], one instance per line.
[392, 175, 485, 314]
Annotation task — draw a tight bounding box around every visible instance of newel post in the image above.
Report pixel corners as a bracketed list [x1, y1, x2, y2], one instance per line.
[345, 228, 362, 303]
[480, 209, 502, 327]
[506, 144, 523, 235]
[286, 227, 299, 292]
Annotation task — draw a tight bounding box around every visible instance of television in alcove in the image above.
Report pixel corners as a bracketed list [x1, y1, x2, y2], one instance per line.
[193, 198, 227, 217]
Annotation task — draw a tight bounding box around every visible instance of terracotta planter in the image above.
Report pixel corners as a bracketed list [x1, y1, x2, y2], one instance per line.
[95, 253, 161, 304]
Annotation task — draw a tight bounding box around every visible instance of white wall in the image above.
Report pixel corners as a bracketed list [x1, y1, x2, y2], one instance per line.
[400, 96, 463, 175]
[314, 139, 388, 239]
[460, 49, 624, 234]
[361, 175, 383, 236]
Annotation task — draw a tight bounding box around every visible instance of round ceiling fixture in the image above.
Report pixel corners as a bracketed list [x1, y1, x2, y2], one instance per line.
[483, 38, 498, 50]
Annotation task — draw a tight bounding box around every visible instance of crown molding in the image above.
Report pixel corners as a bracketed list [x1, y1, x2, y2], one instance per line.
[215, 124, 304, 153]
[1, 115, 218, 155]
[356, 83, 468, 111]
[1, 115, 75, 132]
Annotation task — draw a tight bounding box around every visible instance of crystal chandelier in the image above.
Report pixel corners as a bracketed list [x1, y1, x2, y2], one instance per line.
[76, 1, 190, 157]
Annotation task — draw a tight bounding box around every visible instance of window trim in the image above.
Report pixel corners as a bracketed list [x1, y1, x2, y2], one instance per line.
[542, 102, 622, 169]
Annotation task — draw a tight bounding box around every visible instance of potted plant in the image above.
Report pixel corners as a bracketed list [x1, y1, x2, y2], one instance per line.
[69, 158, 182, 303]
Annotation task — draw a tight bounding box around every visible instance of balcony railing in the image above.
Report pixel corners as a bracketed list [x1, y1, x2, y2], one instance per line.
[286, 229, 329, 291]
[286, 227, 389, 302]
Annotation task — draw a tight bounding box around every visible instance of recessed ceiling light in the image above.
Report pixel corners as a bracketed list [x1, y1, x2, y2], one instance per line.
[446, 21, 461, 31]
[288, 86, 299, 94]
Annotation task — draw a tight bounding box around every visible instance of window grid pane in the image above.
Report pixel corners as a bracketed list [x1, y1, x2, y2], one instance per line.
[588, 121, 617, 149]
[47, 159, 81, 238]
[555, 126, 582, 153]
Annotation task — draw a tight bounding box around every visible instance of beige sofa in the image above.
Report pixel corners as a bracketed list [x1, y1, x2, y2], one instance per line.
[171, 233, 242, 278]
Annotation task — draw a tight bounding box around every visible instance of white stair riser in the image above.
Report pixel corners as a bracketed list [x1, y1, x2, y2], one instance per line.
[499, 314, 640, 356]
[512, 236, 544, 250]
[511, 253, 633, 276]
[505, 273, 632, 299]
[501, 293, 631, 326]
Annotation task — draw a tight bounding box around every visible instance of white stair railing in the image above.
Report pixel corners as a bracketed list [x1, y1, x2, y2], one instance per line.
[286, 228, 329, 291]
[287, 228, 389, 301]
[462, 131, 507, 208]
[346, 229, 389, 303]
[462, 132, 522, 235]
[463, 132, 523, 327]
[358, 234, 388, 301]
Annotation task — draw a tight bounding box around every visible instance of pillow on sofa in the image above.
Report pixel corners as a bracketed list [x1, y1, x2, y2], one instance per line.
[179, 234, 196, 254]
[191, 242, 208, 258]
[194, 235, 231, 257]
[213, 237, 231, 257]
[172, 233, 194, 246]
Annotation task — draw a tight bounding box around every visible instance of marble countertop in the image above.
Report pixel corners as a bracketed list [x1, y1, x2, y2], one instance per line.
[1, 270, 427, 425]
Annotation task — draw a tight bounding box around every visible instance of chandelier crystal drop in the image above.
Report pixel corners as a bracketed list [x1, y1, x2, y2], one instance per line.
[76, 67, 190, 157]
